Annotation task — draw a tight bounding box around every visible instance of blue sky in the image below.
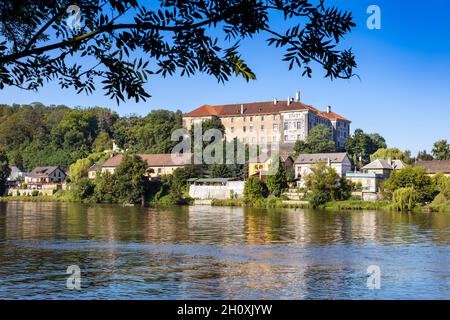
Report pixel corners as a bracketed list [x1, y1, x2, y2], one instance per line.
[0, 0, 449, 154]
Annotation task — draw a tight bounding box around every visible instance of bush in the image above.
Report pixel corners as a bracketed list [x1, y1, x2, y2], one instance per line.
[244, 177, 269, 203]
[308, 191, 329, 209]
[71, 177, 95, 201]
[392, 187, 417, 212]
[382, 166, 437, 203]
[31, 190, 39, 197]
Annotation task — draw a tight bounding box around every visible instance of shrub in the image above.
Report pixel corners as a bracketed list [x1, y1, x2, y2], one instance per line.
[244, 177, 268, 203]
[31, 190, 39, 197]
[308, 191, 329, 209]
[392, 187, 417, 211]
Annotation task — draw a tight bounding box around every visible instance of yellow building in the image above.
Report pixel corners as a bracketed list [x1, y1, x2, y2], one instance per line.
[248, 153, 294, 179]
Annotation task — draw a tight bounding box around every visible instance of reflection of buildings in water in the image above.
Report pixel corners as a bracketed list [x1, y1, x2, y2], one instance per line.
[350, 211, 378, 243]
[187, 206, 245, 244]
[143, 207, 190, 243]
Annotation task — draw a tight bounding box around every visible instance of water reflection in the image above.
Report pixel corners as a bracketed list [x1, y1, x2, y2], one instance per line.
[0, 202, 449, 299]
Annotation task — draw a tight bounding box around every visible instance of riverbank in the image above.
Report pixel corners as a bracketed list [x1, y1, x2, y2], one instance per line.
[1, 195, 449, 213]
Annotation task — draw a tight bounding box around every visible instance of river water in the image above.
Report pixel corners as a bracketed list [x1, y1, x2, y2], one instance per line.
[0, 202, 448, 300]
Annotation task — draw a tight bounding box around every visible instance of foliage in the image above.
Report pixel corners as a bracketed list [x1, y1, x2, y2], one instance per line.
[370, 148, 412, 163]
[432, 140, 450, 160]
[0, 1, 356, 103]
[244, 177, 268, 203]
[293, 125, 336, 155]
[345, 129, 387, 168]
[93, 171, 115, 203]
[69, 158, 92, 182]
[382, 166, 438, 204]
[304, 163, 352, 207]
[416, 150, 433, 161]
[113, 154, 149, 204]
[0, 149, 10, 196]
[93, 131, 113, 152]
[266, 159, 288, 197]
[392, 187, 418, 212]
[70, 177, 95, 201]
[166, 166, 196, 204]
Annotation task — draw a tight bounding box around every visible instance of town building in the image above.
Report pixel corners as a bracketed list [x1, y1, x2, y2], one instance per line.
[346, 158, 405, 200]
[415, 160, 450, 177]
[90, 153, 195, 179]
[294, 153, 352, 187]
[25, 166, 66, 185]
[361, 159, 405, 177]
[183, 92, 351, 150]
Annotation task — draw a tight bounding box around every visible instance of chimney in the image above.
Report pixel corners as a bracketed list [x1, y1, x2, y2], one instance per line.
[273, 98, 278, 105]
[295, 90, 301, 102]
[287, 96, 291, 106]
[240, 104, 244, 114]
[327, 105, 332, 113]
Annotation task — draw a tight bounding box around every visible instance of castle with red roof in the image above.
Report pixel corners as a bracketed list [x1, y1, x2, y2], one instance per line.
[183, 91, 351, 150]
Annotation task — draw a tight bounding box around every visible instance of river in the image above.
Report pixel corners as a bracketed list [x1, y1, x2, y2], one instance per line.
[0, 202, 448, 299]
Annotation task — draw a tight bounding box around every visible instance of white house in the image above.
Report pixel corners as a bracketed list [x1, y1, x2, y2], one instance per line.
[294, 153, 352, 187]
[25, 166, 66, 185]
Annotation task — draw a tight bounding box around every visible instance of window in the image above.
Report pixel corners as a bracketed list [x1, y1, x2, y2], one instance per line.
[261, 116, 264, 121]
[158, 168, 162, 173]
[250, 116, 253, 122]
[284, 123, 289, 130]
[297, 135, 302, 140]
[260, 137, 265, 143]
[243, 126, 246, 132]
[297, 121, 302, 129]
[231, 127, 235, 133]
[252, 137, 256, 143]
[260, 125, 264, 131]
[243, 117, 246, 122]
[231, 117, 234, 123]
[273, 124, 278, 131]
[249, 125, 254, 132]
[273, 114, 277, 120]
[284, 135, 289, 141]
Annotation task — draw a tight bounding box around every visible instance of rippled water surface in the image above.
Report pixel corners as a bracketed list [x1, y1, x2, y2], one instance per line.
[0, 202, 449, 299]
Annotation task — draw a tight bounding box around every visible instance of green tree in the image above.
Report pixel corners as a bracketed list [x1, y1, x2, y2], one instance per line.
[416, 150, 434, 161]
[167, 166, 196, 204]
[113, 154, 149, 205]
[92, 131, 113, 152]
[382, 166, 438, 204]
[244, 177, 268, 202]
[345, 129, 386, 168]
[266, 159, 288, 197]
[371, 148, 412, 163]
[294, 125, 336, 155]
[304, 163, 340, 204]
[71, 178, 95, 201]
[0, 149, 11, 196]
[69, 158, 93, 182]
[94, 171, 116, 203]
[392, 187, 417, 212]
[0, 1, 356, 103]
[432, 140, 450, 160]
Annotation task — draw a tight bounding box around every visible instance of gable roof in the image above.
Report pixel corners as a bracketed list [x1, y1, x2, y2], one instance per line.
[295, 153, 349, 164]
[415, 160, 450, 174]
[185, 101, 350, 122]
[362, 159, 394, 170]
[102, 153, 193, 168]
[28, 166, 63, 178]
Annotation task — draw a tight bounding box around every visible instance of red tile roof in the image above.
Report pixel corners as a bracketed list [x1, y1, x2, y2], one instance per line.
[102, 153, 193, 168]
[185, 101, 350, 122]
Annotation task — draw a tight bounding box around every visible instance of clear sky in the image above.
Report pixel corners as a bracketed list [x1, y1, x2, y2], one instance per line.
[0, 0, 449, 155]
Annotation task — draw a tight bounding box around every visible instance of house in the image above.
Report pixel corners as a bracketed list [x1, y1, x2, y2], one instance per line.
[361, 158, 405, 178]
[25, 166, 66, 184]
[183, 91, 351, 150]
[98, 153, 196, 178]
[415, 160, 450, 177]
[248, 145, 295, 179]
[88, 163, 103, 179]
[294, 153, 352, 186]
